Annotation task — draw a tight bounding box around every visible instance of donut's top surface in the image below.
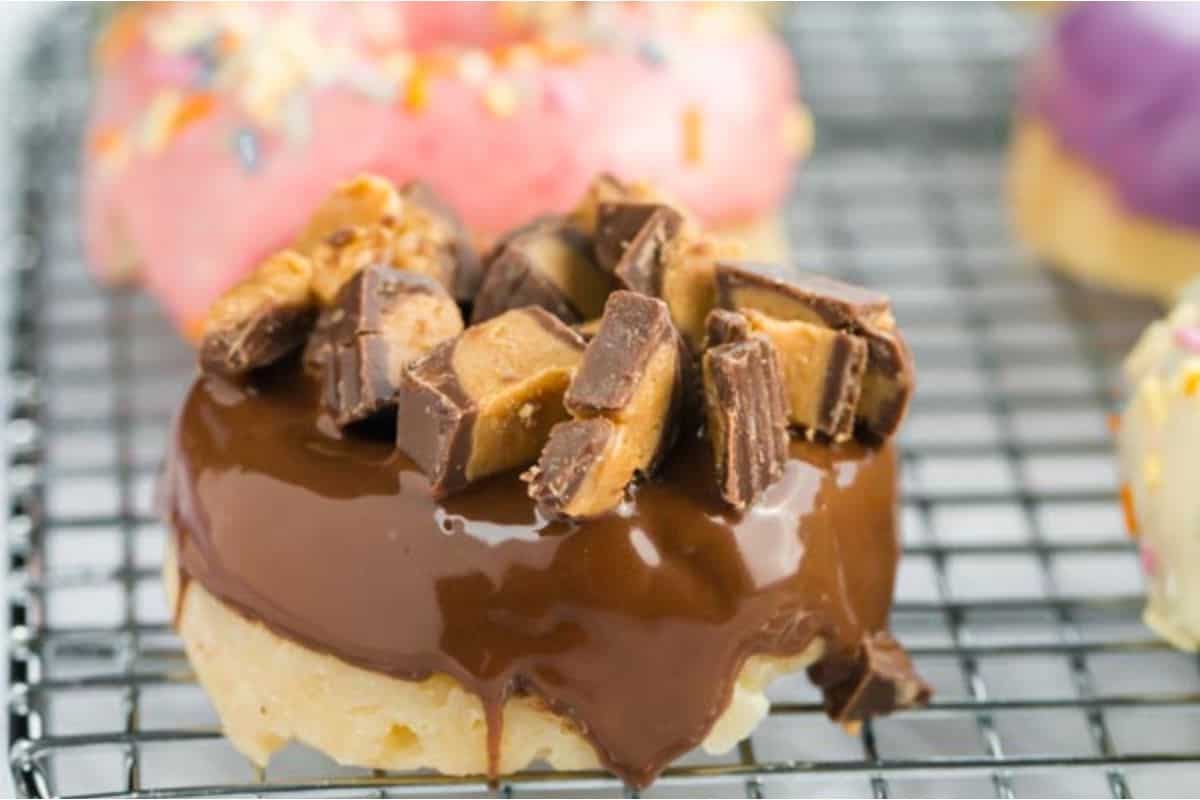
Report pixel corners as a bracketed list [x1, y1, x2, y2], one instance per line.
[1024, 2, 1200, 228]
[84, 3, 806, 327]
[165, 369, 904, 786]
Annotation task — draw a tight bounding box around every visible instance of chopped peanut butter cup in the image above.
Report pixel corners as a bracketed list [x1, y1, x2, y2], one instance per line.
[305, 180, 473, 305]
[472, 217, 613, 325]
[716, 262, 913, 440]
[569, 173, 669, 237]
[398, 180, 482, 301]
[703, 308, 752, 348]
[395, 307, 586, 496]
[200, 250, 316, 378]
[820, 632, 932, 725]
[525, 291, 692, 519]
[295, 174, 403, 256]
[741, 310, 867, 442]
[702, 336, 791, 510]
[594, 203, 685, 290]
[715, 263, 892, 331]
[322, 266, 463, 427]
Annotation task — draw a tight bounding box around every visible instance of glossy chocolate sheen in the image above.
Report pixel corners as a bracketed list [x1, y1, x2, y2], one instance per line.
[164, 369, 901, 787]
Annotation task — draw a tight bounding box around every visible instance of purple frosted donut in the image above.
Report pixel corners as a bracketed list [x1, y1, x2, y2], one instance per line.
[1010, 2, 1200, 300]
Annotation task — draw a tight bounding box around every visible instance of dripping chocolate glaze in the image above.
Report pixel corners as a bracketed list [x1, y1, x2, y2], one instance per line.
[164, 369, 901, 787]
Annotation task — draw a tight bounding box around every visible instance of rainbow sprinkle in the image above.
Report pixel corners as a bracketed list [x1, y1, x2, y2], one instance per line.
[1140, 543, 1158, 577]
[168, 92, 217, 139]
[681, 104, 703, 166]
[637, 38, 667, 67]
[1120, 484, 1139, 538]
[233, 126, 261, 173]
[403, 66, 432, 114]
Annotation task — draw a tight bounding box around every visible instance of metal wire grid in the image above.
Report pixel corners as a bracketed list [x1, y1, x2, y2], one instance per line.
[7, 3, 1200, 798]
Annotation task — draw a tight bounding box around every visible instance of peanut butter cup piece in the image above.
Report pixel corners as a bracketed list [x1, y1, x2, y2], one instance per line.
[395, 307, 586, 496]
[715, 263, 913, 440]
[702, 336, 790, 510]
[741, 310, 867, 442]
[199, 251, 316, 378]
[295, 175, 403, 256]
[322, 266, 463, 427]
[703, 308, 752, 348]
[594, 211, 742, 351]
[594, 203, 685, 284]
[306, 181, 472, 305]
[471, 218, 614, 325]
[525, 291, 691, 519]
[823, 632, 932, 725]
[399, 180, 482, 301]
[569, 173, 668, 236]
[715, 263, 891, 331]
[856, 325, 914, 440]
[310, 224, 395, 305]
[389, 195, 468, 299]
[659, 234, 745, 349]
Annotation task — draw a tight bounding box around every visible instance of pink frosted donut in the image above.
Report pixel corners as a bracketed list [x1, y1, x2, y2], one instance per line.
[83, 3, 810, 335]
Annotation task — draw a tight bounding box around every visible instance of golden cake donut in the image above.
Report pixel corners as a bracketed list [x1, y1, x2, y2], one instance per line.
[162, 176, 926, 787]
[83, 3, 810, 336]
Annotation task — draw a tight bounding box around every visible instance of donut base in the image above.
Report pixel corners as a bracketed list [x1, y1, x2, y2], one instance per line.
[165, 540, 824, 778]
[1008, 118, 1200, 302]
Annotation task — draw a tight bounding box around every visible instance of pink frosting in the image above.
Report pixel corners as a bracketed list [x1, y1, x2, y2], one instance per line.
[83, 3, 803, 331]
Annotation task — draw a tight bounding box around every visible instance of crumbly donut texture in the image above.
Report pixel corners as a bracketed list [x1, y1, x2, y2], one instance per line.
[165, 542, 823, 776]
[1120, 285, 1200, 650]
[1009, 118, 1200, 302]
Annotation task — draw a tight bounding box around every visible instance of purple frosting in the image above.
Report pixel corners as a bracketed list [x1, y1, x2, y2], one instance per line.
[1026, 3, 1200, 229]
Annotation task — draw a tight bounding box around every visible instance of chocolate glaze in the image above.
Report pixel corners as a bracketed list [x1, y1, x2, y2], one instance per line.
[164, 369, 902, 787]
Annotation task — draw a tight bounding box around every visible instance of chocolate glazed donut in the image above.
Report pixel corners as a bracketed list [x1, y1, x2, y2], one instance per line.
[165, 369, 913, 787]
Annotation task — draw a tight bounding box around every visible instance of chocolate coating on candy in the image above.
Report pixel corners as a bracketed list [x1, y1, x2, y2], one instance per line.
[527, 292, 691, 518]
[471, 218, 612, 325]
[704, 308, 752, 348]
[321, 267, 463, 427]
[856, 326, 913, 440]
[742, 310, 867, 442]
[816, 632, 931, 724]
[596, 203, 685, 295]
[524, 417, 621, 519]
[395, 307, 586, 496]
[165, 367, 909, 787]
[199, 251, 316, 378]
[702, 337, 790, 510]
[715, 263, 912, 440]
[716, 263, 891, 331]
[569, 173, 668, 237]
[564, 291, 688, 421]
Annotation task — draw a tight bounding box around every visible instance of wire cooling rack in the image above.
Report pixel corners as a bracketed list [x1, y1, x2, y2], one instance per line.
[7, 3, 1198, 798]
